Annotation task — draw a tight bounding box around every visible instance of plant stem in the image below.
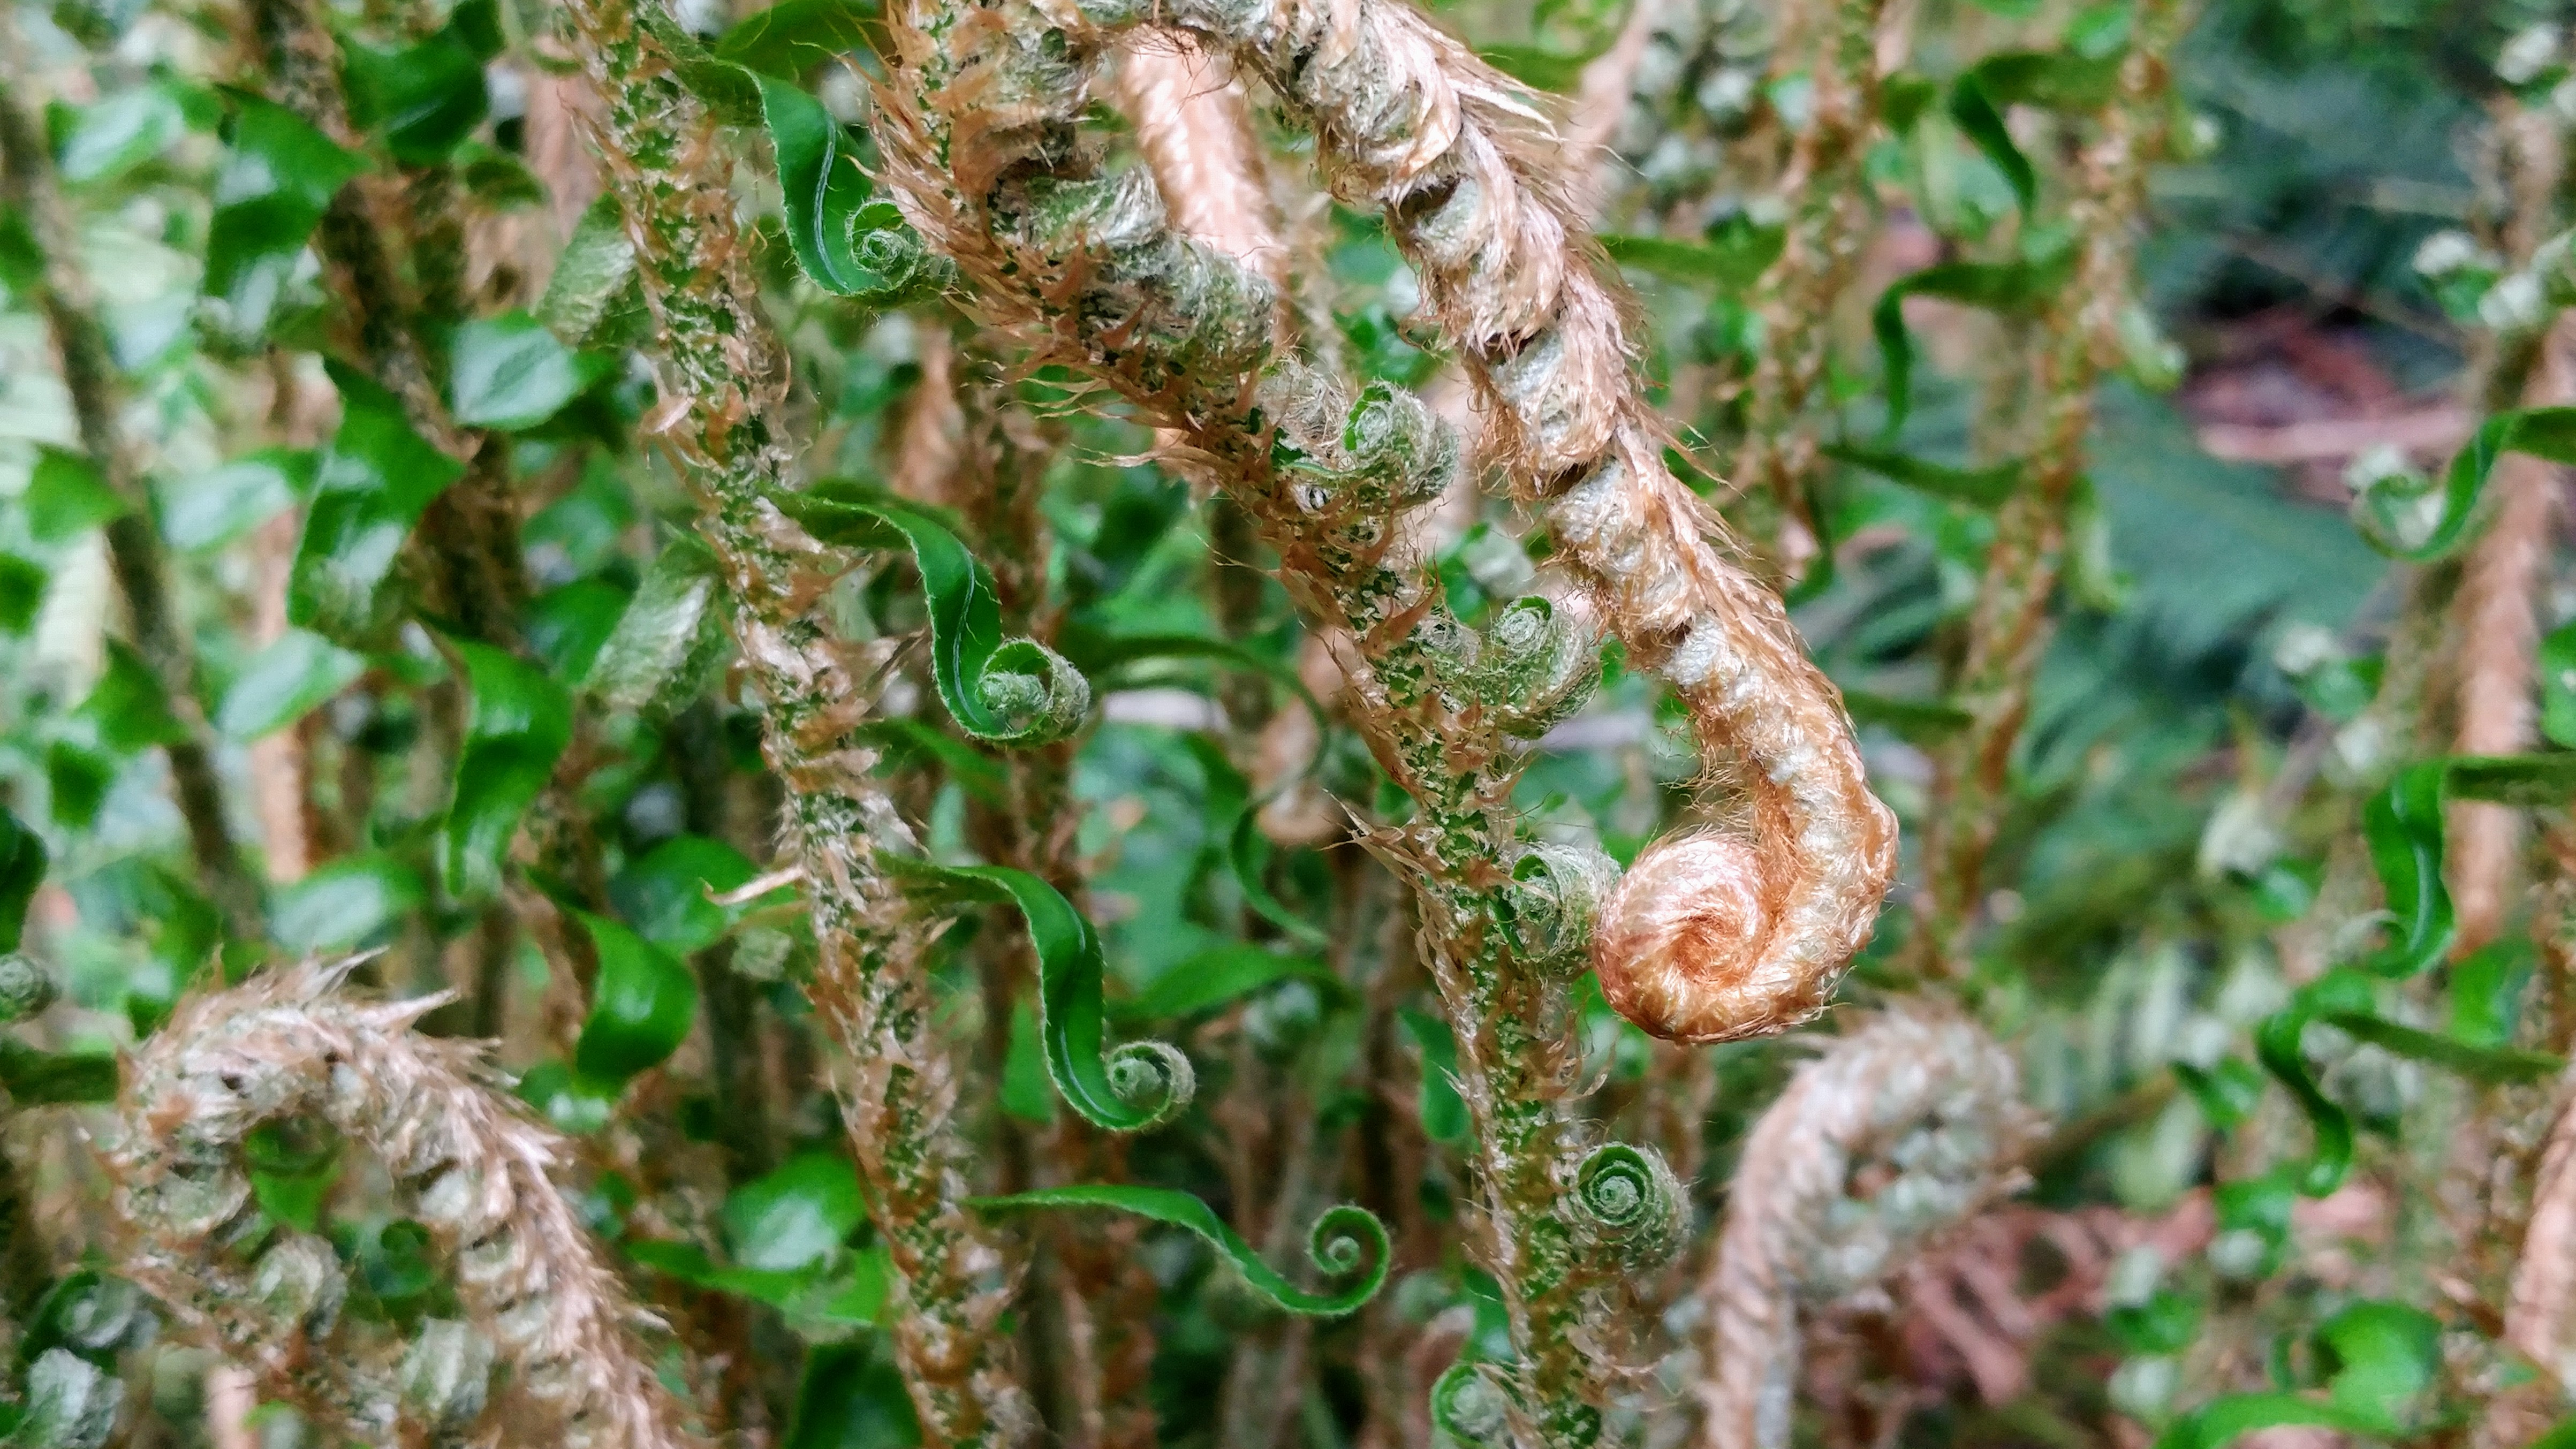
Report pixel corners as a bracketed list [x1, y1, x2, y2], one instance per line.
[557, 2, 1036, 1440]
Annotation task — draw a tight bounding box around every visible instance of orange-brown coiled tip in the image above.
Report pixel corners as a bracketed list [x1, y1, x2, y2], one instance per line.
[1592, 831, 1815, 1045]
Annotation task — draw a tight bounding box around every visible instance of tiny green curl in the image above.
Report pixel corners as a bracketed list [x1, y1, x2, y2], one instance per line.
[1571, 1140, 1685, 1272]
[1500, 841, 1621, 974]
[970, 1185, 1390, 1316]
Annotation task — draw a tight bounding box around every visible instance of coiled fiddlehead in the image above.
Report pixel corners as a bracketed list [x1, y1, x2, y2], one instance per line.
[1570, 1141, 1686, 1274]
[104, 959, 702, 1449]
[1695, 1007, 2036, 1449]
[1066, 0, 1900, 1045]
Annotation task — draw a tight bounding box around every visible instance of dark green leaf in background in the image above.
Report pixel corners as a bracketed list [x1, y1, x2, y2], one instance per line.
[536, 195, 640, 345]
[587, 537, 726, 715]
[24, 445, 131, 543]
[50, 83, 190, 184]
[2358, 761, 2450, 977]
[157, 449, 312, 551]
[202, 96, 364, 343]
[44, 742, 113, 830]
[270, 854, 423, 953]
[610, 834, 786, 955]
[715, 0, 878, 77]
[78, 641, 184, 753]
[289, 363, 463, 644]
[572, 911, 698, 1088]
[215, 628, 364, 740]
[449, 310, 612, 430]
[0, 553, 44, 633]
[343, 22, 490, 163]
[0, 807, 48, 952]
[442, 641, 572, 899]
[725, 1151, 865, 1272]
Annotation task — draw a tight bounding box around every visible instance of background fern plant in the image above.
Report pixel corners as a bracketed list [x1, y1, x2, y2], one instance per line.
[5, 0, 2576, 1446]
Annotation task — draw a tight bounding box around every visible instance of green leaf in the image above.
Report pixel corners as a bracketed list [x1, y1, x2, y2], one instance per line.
[270, 854, 424, 952]
[725, 1151, 865, 1272]
[1947, 74, 2034, 214]
[1123, 945, 1339, 1022]
[1839, 689, 1974, 744]
[52, 84, 188, 184]
[572, 911, 699, 1088]
[972, 1186, 1389, 1317]
[344, 26, 489, 163]
[2153, 1394, 2380, 1449]
[442, 641, 573, 899]
[2171, 1057, 2264, 1129]
[1872, 253, 2070, 434]
[1001, 999, 1052, 1124]
[0, 553, 44, 633]
[714, 0, 878, 76]
[1184, 735, 1330, 945]
[2316, 1012, 2561, 1086]
[1596, 229, 1783, 290]
[289, 363, 464, 644]
[0, 807, 48, 952]
[2542, 621, 2576, 749]
[2254, 995, 2353, 1198]
[754, 77, 946, 304]
[0, 1039, 117, 1103]
[1967, 49, 2126, 109]
[883, 857, 1192, 1133]
[2444, 752, 2576, 808]
[609, 834, 785, 955]
[24, 446, 131, 543]
[202, 96, 365, 343]
[78, 641, 185, 752]
[44, 742, 113, 829]
[157, 449, 313, 551]
[2359, 761, 2451, 977]
[1474, 43, 1592, 92]
[587, 537, 727, 714]
[2317, 1301, 2441, 1433]
[215, 628, 365, 740]
[786, 1340, 919, 1448]
[854, 718, 1007, 804]
[524, 578, 634, 680]
[785, 483, 1090, 745]
[449, 310, 611, 430]
[536, 194, 639, 345]
[2367, 406, 2576, 563]
[518, 1058, 617, 1134]
[2450, 936, 2533, 1049]
[522, 452, 636, 580]
[1400, 1006, 1470, 1143]
[1825, 444, 2021, 507]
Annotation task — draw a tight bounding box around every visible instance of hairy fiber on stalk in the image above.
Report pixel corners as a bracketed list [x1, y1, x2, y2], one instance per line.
[105, 960, 701, 1449]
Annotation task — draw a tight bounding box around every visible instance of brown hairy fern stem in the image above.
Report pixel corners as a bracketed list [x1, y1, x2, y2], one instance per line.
[1062, 0, 1899, 1049]
[1693, 1006, 2038, 1449]
[1911, 2, 2181, 981]
[1728, 0, 1893, 576]
[2450, 319, 2574, 952]
[0, 74, 266, 944]
[104, 960, 701, 1447]
[555, 1, 1038, 1442]
[875, 9, 1677, 1438]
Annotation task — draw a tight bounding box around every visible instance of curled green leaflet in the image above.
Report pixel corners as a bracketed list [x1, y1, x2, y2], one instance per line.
[1570, 1141, 1684, 1272]
[970, 1185, 1389, 1316]
[1431, 1361, 1511, 1445]
[2358, 761, 2451, 978]
[784, 483, 1090, 746]
[753, 75, 950, 305]
[571, 912, 699, 1090]
[2357, 406, 2576, 561]
[883, 858, 1192, 1131]
[442, 642, 573, 899]
[1185, 735, 1328, 946]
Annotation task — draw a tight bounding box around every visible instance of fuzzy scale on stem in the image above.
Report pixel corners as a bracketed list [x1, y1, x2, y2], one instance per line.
[104, 960, 698, 1447]
[552, 1, 1036, 1442]
[1694, 1007, 2035, 1449]
[1069, 0, 1899, 1045]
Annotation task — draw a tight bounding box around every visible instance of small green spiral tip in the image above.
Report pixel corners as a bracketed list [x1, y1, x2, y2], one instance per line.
[1300, 1203, 1392, 1313]
[2344, 448, 2443, 556]
[1477, 597, 1597, 738]
[1572, 1141, 1685, 1273]
[0, 951, 59, 1022]
[979, 639, 1095, 746]
[1106, 1039, 1199, 1128]
[400, 1319, 498, 1431]
[18, 1348, 119, 1449]
[1501, 841, 1622, 974]
[1342, 380, 1460, 506]
[1430, 1361, 1510, 1445]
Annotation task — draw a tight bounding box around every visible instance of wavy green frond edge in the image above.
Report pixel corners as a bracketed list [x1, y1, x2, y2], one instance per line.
[969, 1184, 1389, 1317]
[881, 856, 1192, 1131]
[784, 482, 1090, 746]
